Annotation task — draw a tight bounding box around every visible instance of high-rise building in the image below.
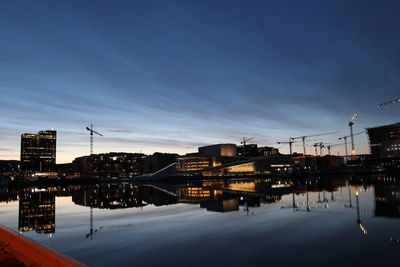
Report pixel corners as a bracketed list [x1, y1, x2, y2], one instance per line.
[366, 123, 400, 158]
[20, 130, 56, 171]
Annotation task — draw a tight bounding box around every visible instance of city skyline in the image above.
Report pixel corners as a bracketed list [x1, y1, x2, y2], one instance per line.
[1, 0, 400, 163]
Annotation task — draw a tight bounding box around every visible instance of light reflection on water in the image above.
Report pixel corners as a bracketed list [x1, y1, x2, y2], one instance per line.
[1, 176, 400, 267]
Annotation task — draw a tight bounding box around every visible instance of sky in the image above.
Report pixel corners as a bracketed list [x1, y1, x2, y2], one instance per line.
[1, 0, 400, 163]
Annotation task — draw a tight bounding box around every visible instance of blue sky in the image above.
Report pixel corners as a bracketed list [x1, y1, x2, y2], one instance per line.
[1, 0, 400, 163]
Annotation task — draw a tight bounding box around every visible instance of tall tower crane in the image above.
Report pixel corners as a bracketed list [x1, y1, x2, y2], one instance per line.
[86, 124, 103, 155]
[348, 113, 358, 155]
[338, 131, 365, 158]
[85, 124, 103, 240]
[376, 97, 400, 108]
[277, 137, 297, 155]
[240, 137, 254, 156]
[291, 132, 338, 156]
[313, 142, 324, 156]
[325, 143, 343, 155]
[241, 137, 254, 147]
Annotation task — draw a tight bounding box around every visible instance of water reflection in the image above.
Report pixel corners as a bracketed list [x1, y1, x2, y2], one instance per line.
[72, 184, 146, 209]
[375, 184, 400, 218]
[18, 190, 55, 234]
[1, 176, 400, 237]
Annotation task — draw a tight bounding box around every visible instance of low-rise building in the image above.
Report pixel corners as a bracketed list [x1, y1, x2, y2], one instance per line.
[198, 144, 237, 157]
[143, 152, 179, 174]
[72, 152, 145, 178]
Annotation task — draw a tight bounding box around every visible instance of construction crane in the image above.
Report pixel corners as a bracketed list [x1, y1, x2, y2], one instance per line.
[291, 132, 338, 156]
[277, 137, 297, 155]
[86, 124, 103, 155]
[85, 124, 103, 240]
[377, 97, 400, 108]
[324, 143, 343, 155]
[240, 137, 254, 156]
[348, 113, 358, 155]
[313, 142, 324, 156]
[338, 131, 365, 158]
[84, 189, 103, 240]
[241, 137, 254, 146]
[314, 142, 335, 156]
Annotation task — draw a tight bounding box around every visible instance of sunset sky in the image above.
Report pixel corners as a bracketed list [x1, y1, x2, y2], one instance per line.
[1, 0, 399, 163]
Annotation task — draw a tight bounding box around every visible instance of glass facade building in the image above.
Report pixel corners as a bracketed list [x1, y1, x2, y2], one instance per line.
[20, 130, 56, 171]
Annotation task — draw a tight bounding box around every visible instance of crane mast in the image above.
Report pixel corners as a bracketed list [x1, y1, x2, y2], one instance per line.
[313, 142, 324, 156]
[85, 124, 103, 240]
[86, 124, 103, 155]
[277, 137, 295, 155]
[291, 132, 337, 156]
[240, 137, 254, 156]
[338, 131, 365, 162]
[325, 143, 342, 155]
[348, 113, 357, 156]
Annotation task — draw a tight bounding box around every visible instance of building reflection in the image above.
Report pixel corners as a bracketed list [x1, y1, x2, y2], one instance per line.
[142, 186, 178, 206]
[6, 175, 400, 237]
[201, 198, 240, 212]
[72, 184, 146, 209]
[0, 187, 17, 203]
[18, 190, 55, 234]
[374, 184, 400, 218]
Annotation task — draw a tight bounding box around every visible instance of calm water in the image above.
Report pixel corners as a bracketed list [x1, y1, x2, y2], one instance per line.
[1, 176, 399, 267]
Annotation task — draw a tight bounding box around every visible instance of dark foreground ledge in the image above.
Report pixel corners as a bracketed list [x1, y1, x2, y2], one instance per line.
[0, 225, 87, 267]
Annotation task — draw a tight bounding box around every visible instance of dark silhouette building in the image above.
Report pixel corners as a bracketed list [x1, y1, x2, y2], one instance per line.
[0, 160, 20, 173]
[20, 130, 56, 171]
[366, 123, 400, 171]
[142, 152, 179, 174]
[366, 122, 400, 158]
[238, 144, 280, 157]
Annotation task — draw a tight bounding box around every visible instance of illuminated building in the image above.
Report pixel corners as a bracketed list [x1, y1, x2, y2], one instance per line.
[198, 144, 237, 157]
[178, 187, 211, 202]
[367, 122, 400, 158]
[72, 152, 145, 178]
[226, 181, 256, 192]
[201, 156, 294, 176]
[20, 130, 56, 171]
[177, 156, 211, 172]
[18, 191, 55, 234]
[225, 162, 255, 173]
[178, 143, 287, 175]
